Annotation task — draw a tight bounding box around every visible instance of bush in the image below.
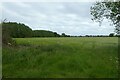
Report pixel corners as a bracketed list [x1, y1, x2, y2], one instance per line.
[2, 22, 16, 46]
[2, 33, 11, 45]
[109, 33, 114, 37]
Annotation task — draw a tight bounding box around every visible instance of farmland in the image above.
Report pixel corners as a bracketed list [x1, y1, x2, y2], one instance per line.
[2, 37, 118, 78]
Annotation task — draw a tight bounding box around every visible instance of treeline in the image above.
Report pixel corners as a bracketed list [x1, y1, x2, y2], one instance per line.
[2, 22, 119, 38]
[2, 22, 32, 44]
[2, 21, 119, 45]
[2, 22, 33, 38]
[2, 22, 71, 44]
[2, 22, 62, 38]
[81, 34, 119, 37]
[33, 30, 60, 37]
[2, 22, 73, 38]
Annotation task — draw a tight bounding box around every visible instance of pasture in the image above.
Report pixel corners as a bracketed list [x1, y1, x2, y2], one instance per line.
[2, 37, 118, 78]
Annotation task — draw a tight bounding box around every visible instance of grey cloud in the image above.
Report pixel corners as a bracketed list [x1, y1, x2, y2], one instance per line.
[2, 2, 114, 36]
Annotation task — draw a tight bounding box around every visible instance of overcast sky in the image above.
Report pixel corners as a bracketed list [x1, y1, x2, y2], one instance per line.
[2, 2, 115, 36]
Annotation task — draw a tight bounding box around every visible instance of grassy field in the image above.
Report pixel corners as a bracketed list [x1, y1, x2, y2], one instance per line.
[2, 37, 119, 78]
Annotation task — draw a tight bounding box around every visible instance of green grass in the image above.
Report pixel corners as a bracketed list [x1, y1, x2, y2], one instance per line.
[2, 37, 119, 78]
[0, 28, 1, 78]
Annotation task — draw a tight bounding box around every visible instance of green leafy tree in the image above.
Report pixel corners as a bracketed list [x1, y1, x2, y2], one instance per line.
[54, 32, 60, 37]
[2, 22, 13, 45]
[109, 33, 114, 37]
[2, 22, 33, 45]
[2, 22, 33, 38]
[33, 30, 60, 37]
[90, 1, 120, 34]
[61, 33, 70, 37]
[61, 33, 66, 37]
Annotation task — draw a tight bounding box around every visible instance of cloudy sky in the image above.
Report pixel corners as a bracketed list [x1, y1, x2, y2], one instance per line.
[2, 2, 115, 36]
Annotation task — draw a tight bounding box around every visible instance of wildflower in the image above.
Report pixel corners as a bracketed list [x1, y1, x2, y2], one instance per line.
[8, 43, 12, 46]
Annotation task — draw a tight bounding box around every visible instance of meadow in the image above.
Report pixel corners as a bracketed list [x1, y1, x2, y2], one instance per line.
[2, 37, 119, 78]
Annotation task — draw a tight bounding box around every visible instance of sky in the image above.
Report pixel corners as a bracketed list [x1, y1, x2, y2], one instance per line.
[1, 2, 115, 36]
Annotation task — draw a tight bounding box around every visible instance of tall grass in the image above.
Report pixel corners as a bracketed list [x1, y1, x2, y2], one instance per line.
[2, 37, 118, 78]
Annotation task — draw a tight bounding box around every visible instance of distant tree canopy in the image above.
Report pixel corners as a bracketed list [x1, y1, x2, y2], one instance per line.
[90, 1, 120, 34]
[2, 22, 33, 38]
[2, 22, 33, 45]
[33, 30, 60, 37]
[2, 21, 117, 45]
[2, 22, 61, 39]
[109, 33, 114, 37]
[61, 33, 66, 37]
[61, 33, 70, 37]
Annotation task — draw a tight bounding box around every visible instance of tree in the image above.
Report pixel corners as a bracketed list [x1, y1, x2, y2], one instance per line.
[53, 32, 60, 37]
[90, 1, 120, 34]
[2, 22, 33, 45]
[109, 33, 114, 37]
[2, 22, 33, 38]
[33, 30, 60, 37]
[1, 19, 12, 45]
[61, 33, 66, 37]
